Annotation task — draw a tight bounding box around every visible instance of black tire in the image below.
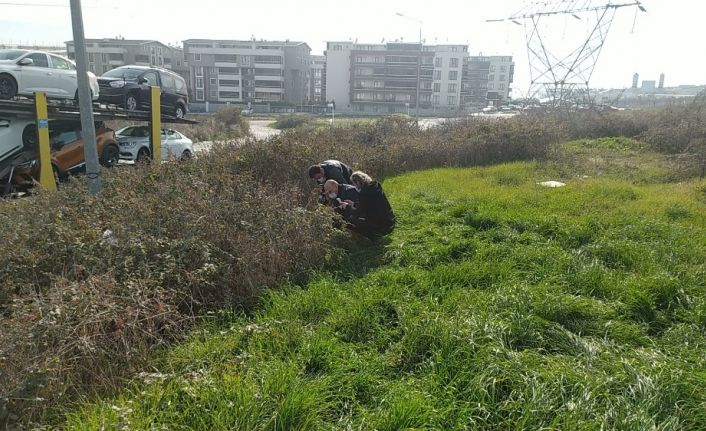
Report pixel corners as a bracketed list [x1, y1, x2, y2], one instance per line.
[100, 144, 119, 168]
[175, 104, 186, 119]
[74, 89, 94, 105]
[0, 74, 18, 100]
[125, 94, 138, 112]
[136, 147, 151, 165]
[180, 149, 193, 161]
[22, 124, 38, 152]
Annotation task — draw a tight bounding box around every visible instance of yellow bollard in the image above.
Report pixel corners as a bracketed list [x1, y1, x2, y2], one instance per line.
[150, 86, 161, 162]
[35, 92, 57, 191]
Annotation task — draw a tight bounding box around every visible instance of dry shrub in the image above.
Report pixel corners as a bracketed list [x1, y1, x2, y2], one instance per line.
[0, 148, 333, 426]
[235, 115, 564, 195]
[273, 114, 314, 130]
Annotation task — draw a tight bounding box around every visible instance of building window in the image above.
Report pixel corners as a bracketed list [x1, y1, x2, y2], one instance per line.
[254, 55, 283, 64]
[449, 71, 458, 81]
[196, 78, 204, 89]
[490, 65, 496, 72]
[420, 94, 431, 102]
[450, 58, 459, 68]
[195, 66, 204, 78]
[499, 83, 506, 90]
[219, 79, 240, 87]
[499, 75, 506, 82]
[434, 70, 441, 80]
[488, 74, 495, 81]
[219, 91, 240, 99]
[433, 94, 440, 105]
[448, 83, 458, 93]
[196, 89, 204, 100]
[434, 57, 442, 67]
[193, 53, 201, 62]
[433, 83, 441, 92]
[488, 82, 494, 89]
[215, 54, 237, 63]
[500, 66, 507, 72]
[447, 95, 457, 105]
[210, 78, 217, 85]
[451, 46, 458, 52]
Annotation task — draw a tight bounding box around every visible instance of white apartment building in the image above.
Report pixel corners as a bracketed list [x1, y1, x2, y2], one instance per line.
[431, 45, 467, 109]
[486, 56, 514, 102]
[325, 41, 510, 114]
[182, 39, 311, 105]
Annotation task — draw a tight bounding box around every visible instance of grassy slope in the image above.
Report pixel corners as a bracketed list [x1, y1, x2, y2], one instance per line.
[68, 151, 706, 430]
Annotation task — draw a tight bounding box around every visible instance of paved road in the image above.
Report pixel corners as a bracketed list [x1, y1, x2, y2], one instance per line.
[249, 120, 281, 139]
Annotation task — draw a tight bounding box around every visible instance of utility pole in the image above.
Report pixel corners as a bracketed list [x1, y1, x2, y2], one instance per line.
[69, 0, 101, 194]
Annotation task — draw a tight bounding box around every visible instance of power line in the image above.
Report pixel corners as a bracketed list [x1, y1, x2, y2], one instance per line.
[0, 1, 67, 6]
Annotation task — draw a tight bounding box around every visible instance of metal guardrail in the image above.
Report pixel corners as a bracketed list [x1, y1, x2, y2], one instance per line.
[0, 99, 198, 125]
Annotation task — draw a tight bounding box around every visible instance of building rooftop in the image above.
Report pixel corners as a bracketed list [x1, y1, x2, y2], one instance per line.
[183, 39, 311, 50]
[65, 39, 180, 49]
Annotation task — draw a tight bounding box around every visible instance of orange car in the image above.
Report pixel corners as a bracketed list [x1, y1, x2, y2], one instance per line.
[12, 121, 119, 190]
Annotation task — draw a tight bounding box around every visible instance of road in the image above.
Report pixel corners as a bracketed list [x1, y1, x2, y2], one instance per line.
[249, 120, 281, 139]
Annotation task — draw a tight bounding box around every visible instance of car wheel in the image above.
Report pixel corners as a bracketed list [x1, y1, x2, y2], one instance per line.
[136, 147, 151, 165]
[180, 149, 193, 161]
[126, 94, 138, 111]
[22, 124, 38, 152]
[100, 144, 119, 168]
[0, 74, 18, 100]
[175, 104, 186, 119]
[74, 89, 93, 105]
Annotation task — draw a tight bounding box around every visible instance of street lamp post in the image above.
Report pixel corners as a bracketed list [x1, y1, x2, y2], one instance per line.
[69, 0, 101, 195]
[395, 12, 423, 121]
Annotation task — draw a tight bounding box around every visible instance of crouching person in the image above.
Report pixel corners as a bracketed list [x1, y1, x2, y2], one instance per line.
[347, 171, 396, 239]
[323, 180, 359, 221]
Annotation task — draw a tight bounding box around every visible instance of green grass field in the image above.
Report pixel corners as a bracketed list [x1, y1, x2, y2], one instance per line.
[66, 149, 706, 430]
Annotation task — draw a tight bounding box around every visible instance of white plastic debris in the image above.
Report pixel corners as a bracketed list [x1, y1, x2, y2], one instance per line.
[537, 181, 567, 188]
[101, 229, 118, 246]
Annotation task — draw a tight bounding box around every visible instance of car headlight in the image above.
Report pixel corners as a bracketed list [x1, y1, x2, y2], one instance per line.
[16, 160, 37, 170]
[110, 81, 126, 88]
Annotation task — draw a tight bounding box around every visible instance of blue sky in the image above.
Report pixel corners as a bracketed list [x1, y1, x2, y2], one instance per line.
[1, 0, 704, 92]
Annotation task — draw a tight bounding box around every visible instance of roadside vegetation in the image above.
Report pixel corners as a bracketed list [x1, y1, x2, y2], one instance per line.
[69, 158, 706, 429]
[2, 101, 706, 428]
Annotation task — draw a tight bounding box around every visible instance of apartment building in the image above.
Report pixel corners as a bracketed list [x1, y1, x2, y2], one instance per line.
[182, 39, 311, 105]
[310, 55, 326, 104]
[0, 43, 65, 56]
[65, 39, 187, 79]
[462, 56, 514, 107]
[325, 41, 473, 114]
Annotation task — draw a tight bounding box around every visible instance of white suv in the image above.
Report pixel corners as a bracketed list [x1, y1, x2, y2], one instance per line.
[0, 49, 100, 101]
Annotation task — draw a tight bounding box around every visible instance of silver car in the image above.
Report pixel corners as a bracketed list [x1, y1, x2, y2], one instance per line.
[116, 126, 194, 162]
[0, 49, 100, 101]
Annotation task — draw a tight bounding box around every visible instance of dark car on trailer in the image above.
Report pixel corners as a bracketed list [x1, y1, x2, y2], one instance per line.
[97, 66, 189, 118]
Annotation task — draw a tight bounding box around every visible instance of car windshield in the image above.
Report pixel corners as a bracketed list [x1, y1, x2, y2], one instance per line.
[102, 68, 143, 80]
[0, 50, 26, 61]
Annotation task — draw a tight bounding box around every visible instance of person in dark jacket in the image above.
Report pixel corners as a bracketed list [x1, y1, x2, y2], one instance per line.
[348, 171, 396, 239]
[323, 180, 359, 221]
[308, 160, 354, 185]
